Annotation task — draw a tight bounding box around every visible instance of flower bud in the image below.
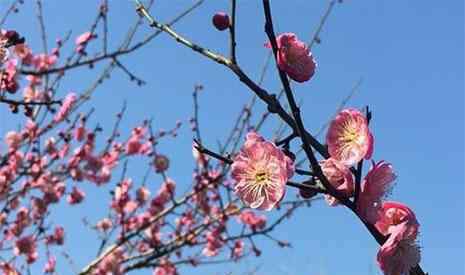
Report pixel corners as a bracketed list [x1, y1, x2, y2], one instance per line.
[153, 154, 170, 173]
[212, 12, 230, 31]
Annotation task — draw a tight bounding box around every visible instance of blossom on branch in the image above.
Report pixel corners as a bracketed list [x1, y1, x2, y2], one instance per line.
[14, 235, 38, 264]
[153, 258, 177, 275]
[376, 202, 421, 275]
[326, 108, 374, 166]
[320, 158, 354, 206]
[265, 33, 316, 83]
[212, 12, 230, 31]
[75, 31, 97, 54]
[375, 201, 419, 239]
[357, 161, 396, 223]
[5, 131, 22, 151]
[231, 132, 294, 211]
[238, 210, 267, 231]
[53, 93, 77, 123]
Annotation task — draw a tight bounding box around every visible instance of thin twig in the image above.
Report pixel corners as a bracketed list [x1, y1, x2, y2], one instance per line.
[229, 0, 237, 63]
[308, 0, 337, 49]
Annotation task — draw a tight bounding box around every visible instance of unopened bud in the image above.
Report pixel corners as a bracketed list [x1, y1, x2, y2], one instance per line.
[212, 12, 230, 31]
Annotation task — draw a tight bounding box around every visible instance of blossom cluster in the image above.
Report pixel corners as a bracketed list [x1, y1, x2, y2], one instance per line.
[2, 25, 278, 274]
[0, 2, 428, 274]
[231, 105, 421, 274]
[0, 29, 287, 273]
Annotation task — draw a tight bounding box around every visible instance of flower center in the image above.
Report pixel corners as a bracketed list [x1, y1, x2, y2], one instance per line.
[391, 209, 408, 225]
[342, 127, 359, 144]
[254, 171, 269, 184]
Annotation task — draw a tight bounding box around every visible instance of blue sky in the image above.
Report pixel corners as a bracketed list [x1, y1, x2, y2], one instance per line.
[0, 0, 463, 275]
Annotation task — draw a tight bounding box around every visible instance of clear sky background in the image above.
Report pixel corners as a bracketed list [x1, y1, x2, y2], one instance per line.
[0, 0, 463, 275]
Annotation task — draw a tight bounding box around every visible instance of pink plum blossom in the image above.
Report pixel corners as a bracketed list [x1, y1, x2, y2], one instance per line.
[95, 247, 125, 275]
[265, 33, 316, 83]
[136, 186, 151, 205]
[14, 43, 33, 65]
[202, 230, 223, 257]
[67, 186, 86, 205]
[125, 127, 147, 155]
[231, 132, 294, 211]
[23, 86, 44, 102]
[232, 240, 244, 260]
[46, 226, 65, 245]
[238, 210, 266, 231]
[75, 124, 86, 141]
[96, 218, 113, 232]
[153, 258, 177, 275]
[152, 178, 176, 206]
[326, 108, 374, 166]
[32, 53, 57, 71]
[44, 256, 56, 273]
[377, 218, 421, 275]
[75, 31, 96, 54]
[320, 158, 354, 206]
[75, 31, 96, 45]
[375, 201, 419, 239]
[54, 93, 77, 122]
[357, 161, 396, 223]
[14, 235, 38, 263]
[5, 131, 22, 150]
[0, 262, 19, 275]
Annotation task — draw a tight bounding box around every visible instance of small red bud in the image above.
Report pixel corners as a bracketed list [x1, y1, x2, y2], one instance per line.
[6, 81, 18, 93]
[212, 12, 230, 31]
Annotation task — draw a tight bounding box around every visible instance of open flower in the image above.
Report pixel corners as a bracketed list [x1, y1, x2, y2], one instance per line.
[357, 161, 396, 223]
[326, 108, 373, 166]
[14, 235, 38, 263]
[375, 201, 419, 239]
[54, 93, 77, 123]
[320, 158, 354, 206]
[377, 216, 421, 275]
[5, 131, 22, 151]
[238, 210, 266, 231]
[265, 33, 316, 83]
[153, 258, 176, 275]
[231, 132, 294, 211]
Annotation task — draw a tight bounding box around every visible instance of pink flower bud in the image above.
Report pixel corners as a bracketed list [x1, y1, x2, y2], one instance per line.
[153, 154, 169, 173]
[212, 12, 230, 31]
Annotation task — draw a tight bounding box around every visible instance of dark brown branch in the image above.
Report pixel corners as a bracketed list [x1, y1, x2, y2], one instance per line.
[229, 0, 237, 63]
[193, 139, 233, 165]
[0, 0, 21, 27]
[135, 1, 329, 159]
[192, 84, 204, 142]
[0, 97, 61, 106]
[286, 181, 327, 194]
[275, 132, 297, 147]
[354, 106, 371, 206]
[262, 0, 341, 200]
[261, 3, 426, 275]
[135, 3, 427, 274]
[21, 0, 205, 77]
[113, 58, 146, 86]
